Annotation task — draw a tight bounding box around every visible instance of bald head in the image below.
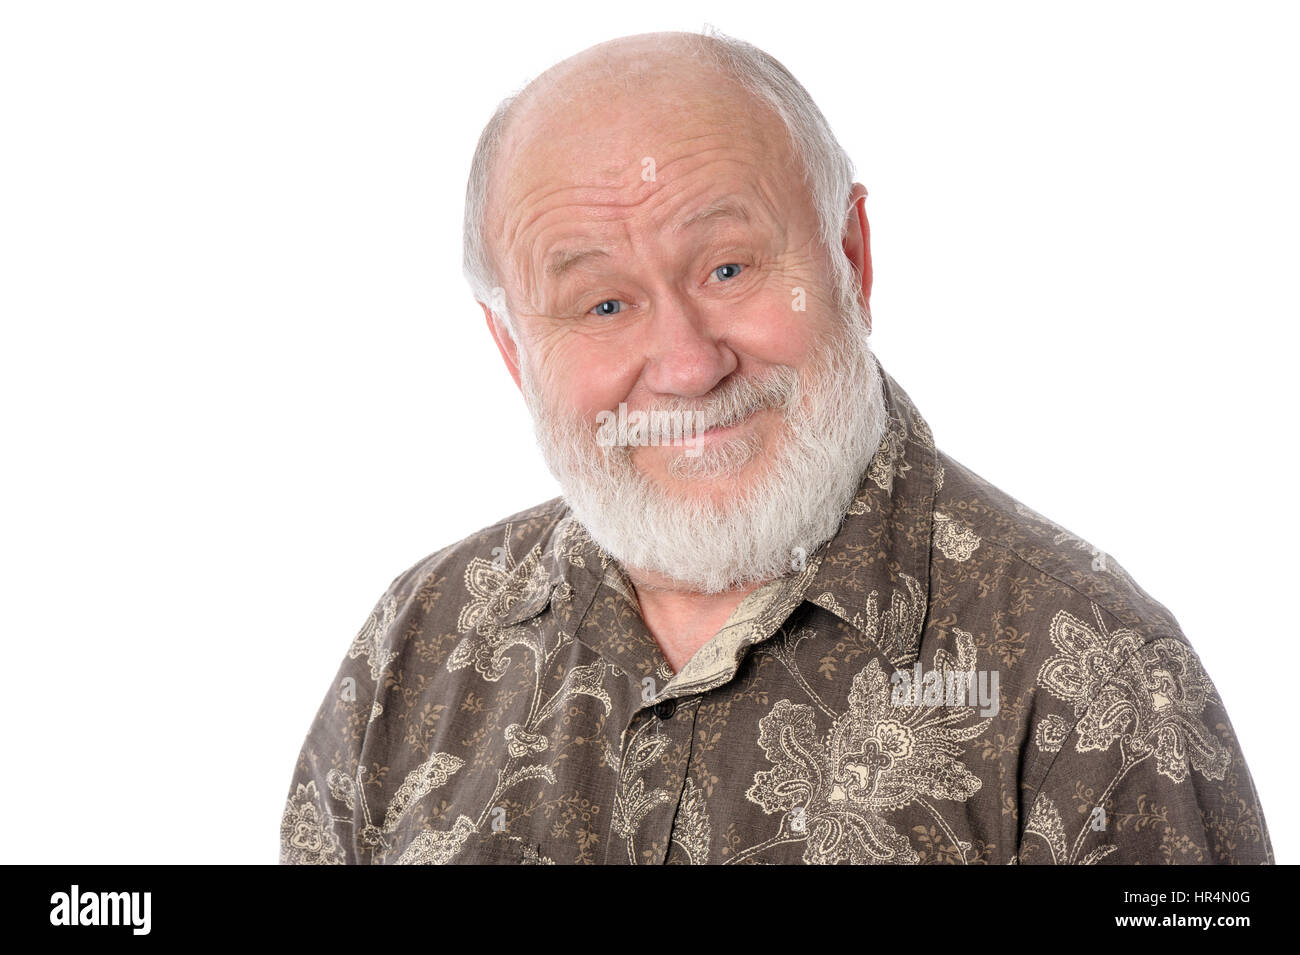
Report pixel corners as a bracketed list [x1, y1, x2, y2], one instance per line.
[463, 29, 859, 332]
[499, 32, 773, 151]
[509, 32, 723, 125]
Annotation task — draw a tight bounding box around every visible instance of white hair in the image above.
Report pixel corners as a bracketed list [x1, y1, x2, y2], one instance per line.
[518, 274, 887, 594]
[462, 27, 860, 338]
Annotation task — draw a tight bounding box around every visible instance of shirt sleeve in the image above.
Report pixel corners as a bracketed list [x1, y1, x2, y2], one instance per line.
[278, 583, 398, 865]
[1019, 635, 1273, 865]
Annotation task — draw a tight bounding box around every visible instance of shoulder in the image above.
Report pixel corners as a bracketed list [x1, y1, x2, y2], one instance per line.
[346, 496, 574, 684]
[927, 453, 1258, 826]
[931, 449, 1183, 644]
[385, 496, 570, 606]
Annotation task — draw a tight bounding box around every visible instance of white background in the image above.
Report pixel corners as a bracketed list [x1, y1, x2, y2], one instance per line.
[2, 0, 1295, 863]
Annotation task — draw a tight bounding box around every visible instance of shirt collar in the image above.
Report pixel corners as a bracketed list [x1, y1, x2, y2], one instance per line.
[803, 354, 939, 669]
[479, 512, 592, 630]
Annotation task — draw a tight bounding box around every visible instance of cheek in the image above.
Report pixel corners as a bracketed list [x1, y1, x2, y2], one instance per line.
[529, 334, 643, 418]
[720, 292, 831, 370]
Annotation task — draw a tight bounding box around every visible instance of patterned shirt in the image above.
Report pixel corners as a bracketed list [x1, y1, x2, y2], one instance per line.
[279, 357, 1273, 865]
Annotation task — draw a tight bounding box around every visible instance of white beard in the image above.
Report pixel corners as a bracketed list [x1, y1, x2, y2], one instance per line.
[517, 294, 888, 594]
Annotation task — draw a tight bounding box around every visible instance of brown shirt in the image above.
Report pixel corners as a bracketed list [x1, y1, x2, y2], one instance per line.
[279, 358, 1273, 864]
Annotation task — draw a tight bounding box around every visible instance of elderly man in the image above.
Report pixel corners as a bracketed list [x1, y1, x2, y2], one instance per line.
[280, 30, 1272, 865]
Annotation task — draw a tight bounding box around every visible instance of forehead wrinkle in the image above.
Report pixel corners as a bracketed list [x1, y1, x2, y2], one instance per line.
[497, 184, 615, 301]
[499, 182, 614, 255]
[515, 216, 633, 312]
[502, 123, 778, 243]
[512, 193, 636, 286]
[522, 188, 781, 303]
[496, 82, 790, 221]
[643, 147, 790, 227]
[532, 189, 751, 283]
[505, 139, 795, 305]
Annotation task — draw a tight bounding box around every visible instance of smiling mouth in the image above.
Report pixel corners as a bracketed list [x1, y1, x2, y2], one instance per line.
[699, 406, 763, 437]
[702, 418, 744, 437]
[674, 408, 769, 460]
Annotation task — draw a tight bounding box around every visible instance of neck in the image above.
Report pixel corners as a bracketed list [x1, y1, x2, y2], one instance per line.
[626, 567, 766, 674]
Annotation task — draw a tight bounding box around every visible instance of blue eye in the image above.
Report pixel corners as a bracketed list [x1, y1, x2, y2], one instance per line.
[713, 263, 743, 281]
[590, 300, 623, 317]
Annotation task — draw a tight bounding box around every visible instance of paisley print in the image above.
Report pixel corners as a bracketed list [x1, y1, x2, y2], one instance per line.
[280, 355, 1272, 864]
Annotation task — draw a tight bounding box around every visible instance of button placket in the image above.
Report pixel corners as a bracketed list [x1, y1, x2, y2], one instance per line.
[648, 694, 698, 864]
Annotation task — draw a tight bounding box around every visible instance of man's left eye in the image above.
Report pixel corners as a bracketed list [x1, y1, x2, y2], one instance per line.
[712, 263, 743, 282]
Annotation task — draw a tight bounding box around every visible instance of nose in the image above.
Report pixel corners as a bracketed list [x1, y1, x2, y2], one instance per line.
[639, 291, 737, 398]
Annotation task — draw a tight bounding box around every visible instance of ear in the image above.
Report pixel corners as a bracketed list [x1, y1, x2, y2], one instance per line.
[842, 182, 873, 331]
[481, 302, 523, 392]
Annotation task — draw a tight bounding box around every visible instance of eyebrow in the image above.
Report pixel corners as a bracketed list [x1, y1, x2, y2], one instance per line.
[545, 247, 610, 279]
[542, 197, 753, 279]
[673, 196, 751, 233]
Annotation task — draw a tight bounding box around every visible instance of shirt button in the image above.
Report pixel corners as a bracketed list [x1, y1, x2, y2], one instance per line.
[652, 699, 677, 720]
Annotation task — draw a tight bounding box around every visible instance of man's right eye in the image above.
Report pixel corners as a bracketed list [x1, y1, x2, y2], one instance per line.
[590, 300, 624, 317]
